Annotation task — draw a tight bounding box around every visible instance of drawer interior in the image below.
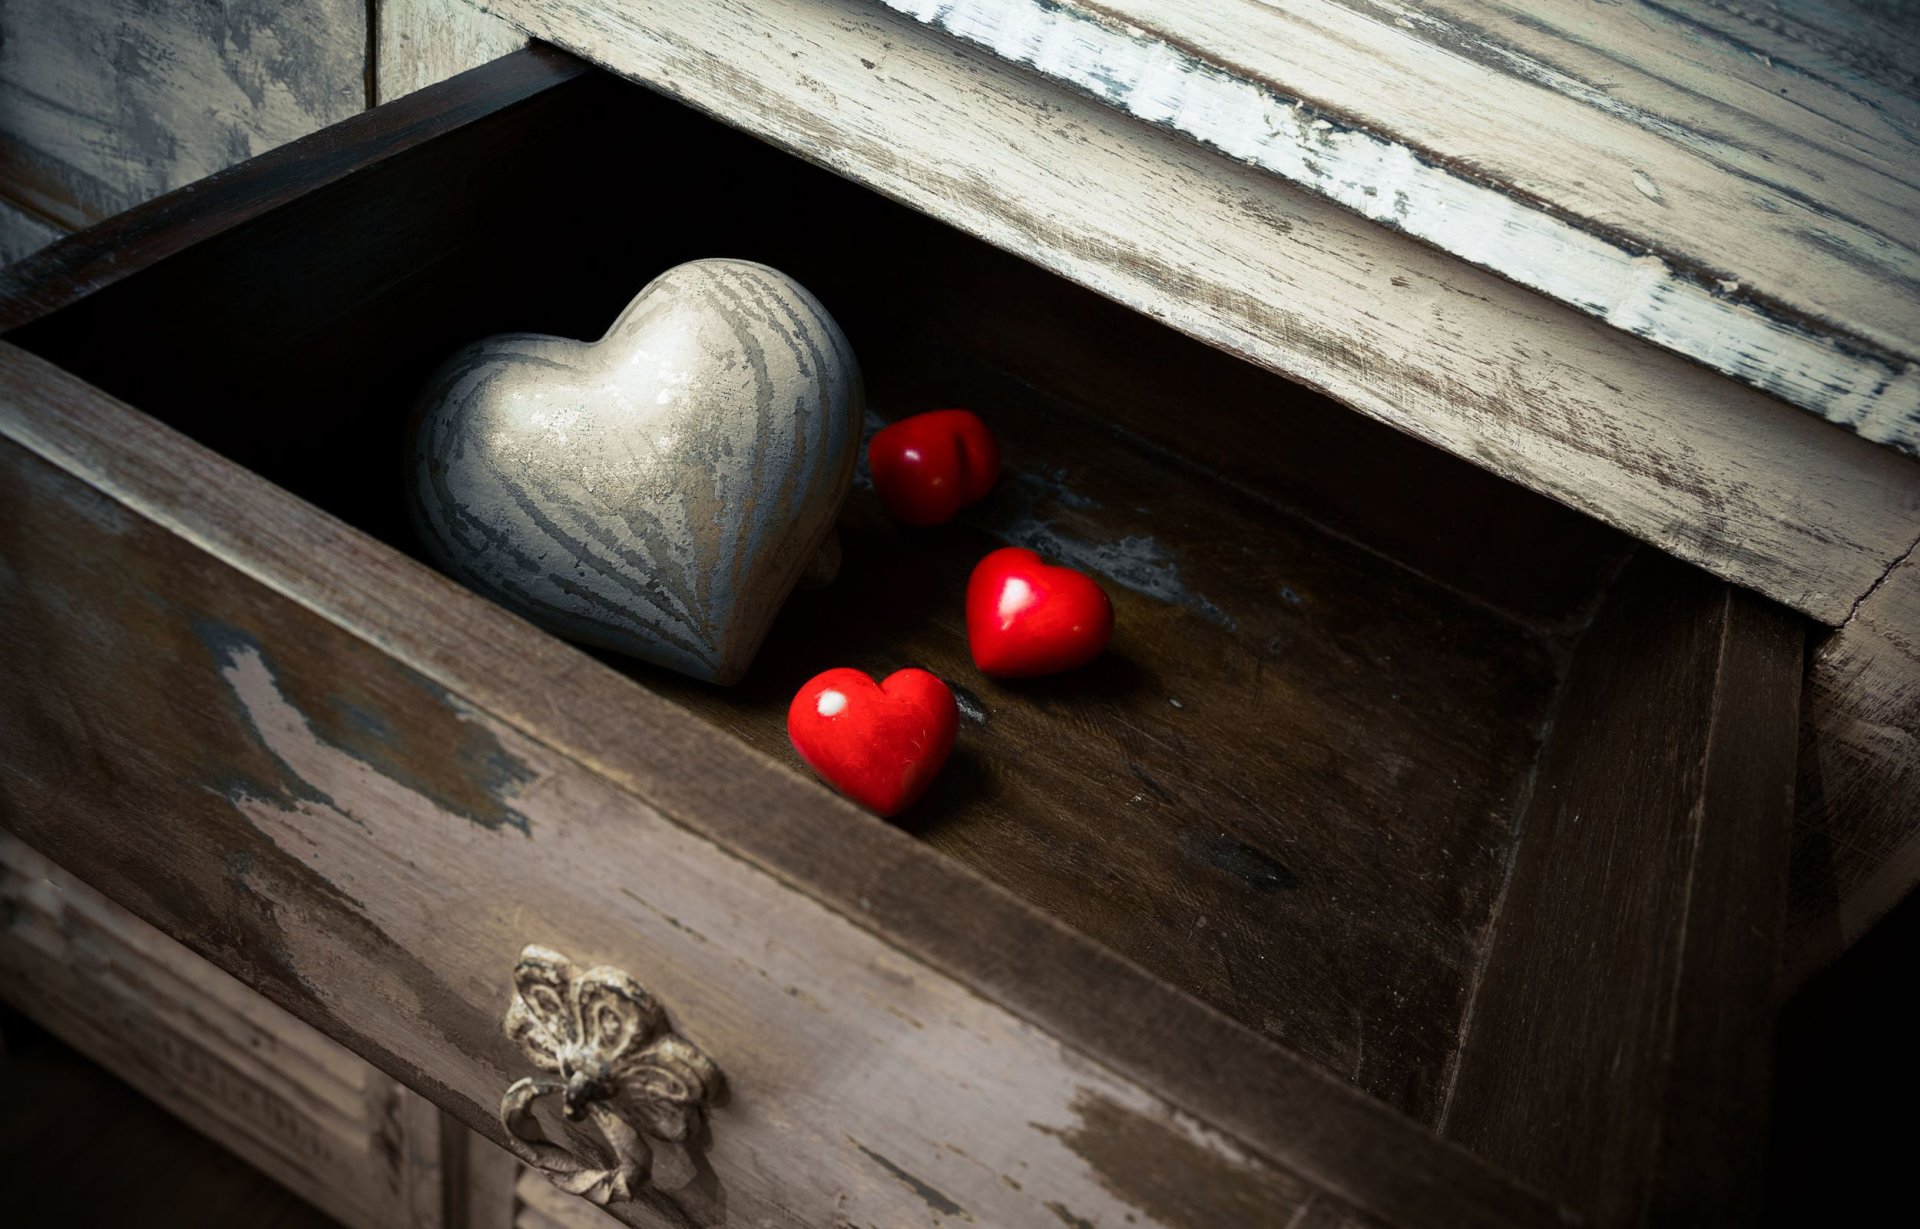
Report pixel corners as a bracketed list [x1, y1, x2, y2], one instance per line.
[6, 62, 1645, 1129]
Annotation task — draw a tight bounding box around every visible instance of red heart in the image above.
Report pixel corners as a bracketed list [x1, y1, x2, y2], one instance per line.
[787, 668, 959, 817]
[868, 409, 1000, 527]
[967, 547, 1114, 677]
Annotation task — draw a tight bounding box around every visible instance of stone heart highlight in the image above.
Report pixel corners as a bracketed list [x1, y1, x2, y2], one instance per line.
[409, 259, 862, 684]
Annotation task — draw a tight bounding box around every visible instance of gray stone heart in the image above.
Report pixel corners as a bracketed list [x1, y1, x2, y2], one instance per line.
[408, 259, 862, 683]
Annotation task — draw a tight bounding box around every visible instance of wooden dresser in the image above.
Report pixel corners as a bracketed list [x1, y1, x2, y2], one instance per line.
[2, 4, 1915, 1227]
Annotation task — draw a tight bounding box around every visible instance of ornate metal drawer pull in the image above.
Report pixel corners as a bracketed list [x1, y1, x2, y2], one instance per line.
[500, 944, 721, 1204]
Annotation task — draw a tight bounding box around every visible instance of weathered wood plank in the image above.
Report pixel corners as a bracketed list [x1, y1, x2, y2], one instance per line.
[453, 4, 1920, 972]
[653, 331, 1569, 1126]
[0, 1010, 345, 1227]
[376, 0, 528, 105]
[1440, 551, 1803, 1224]
[465, 1129, 527, 1229]
[0, 0, 366, 229]
[0, 44, 1619, 1129]
[1789, 546, 1920, 987]
[0, 345, 1570, 1228]
[515, 1167, 623, 1229]
[878, 0, 1920, 450]
[468, 0, 1920, 631]
[0, 45, 587, 333]
[0, 196, 61, 267]
[0, 832, 446, 1229]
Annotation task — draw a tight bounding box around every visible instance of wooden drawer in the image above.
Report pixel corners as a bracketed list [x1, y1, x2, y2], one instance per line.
[1, 830, 639, 1229]
[0, 47, 1803, 1229]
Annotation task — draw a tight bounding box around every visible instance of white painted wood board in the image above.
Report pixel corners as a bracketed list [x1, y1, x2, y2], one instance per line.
[377, 0, 529, 105]
[879, 0, 1920, 453]
[468, 0, 1920, 630]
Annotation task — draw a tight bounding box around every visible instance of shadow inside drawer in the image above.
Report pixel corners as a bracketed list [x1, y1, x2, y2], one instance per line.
[6, 59, 1637, 1129]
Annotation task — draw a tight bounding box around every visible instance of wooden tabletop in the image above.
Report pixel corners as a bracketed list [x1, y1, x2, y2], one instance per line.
[884, 0, 1920, 452]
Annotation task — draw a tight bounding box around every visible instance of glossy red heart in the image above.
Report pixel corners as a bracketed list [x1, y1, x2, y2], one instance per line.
[868, 409, 1000, 527]
[967, 547, 1114, 677]
[787, 667, 959, 817]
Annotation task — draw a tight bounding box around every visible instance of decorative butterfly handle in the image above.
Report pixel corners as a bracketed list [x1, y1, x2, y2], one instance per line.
[499, 944, 721, 1205]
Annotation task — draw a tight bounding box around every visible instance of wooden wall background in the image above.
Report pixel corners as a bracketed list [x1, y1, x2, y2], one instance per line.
[0, 0, 1911, 995]
[0, 0, 523, 262]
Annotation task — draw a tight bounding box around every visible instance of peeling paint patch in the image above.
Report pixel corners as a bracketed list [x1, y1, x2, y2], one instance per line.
[1033, 1090, 1312, 1227]
[196, 622, 341, 812]
[197, 621, 532, 833]
[989, 472, 1234, 628]
[950, 683, 990, 725]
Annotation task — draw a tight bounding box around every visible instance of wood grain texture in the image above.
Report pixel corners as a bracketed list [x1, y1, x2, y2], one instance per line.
[0, 0, 366, 230]
[0, 45, 587, 333]
[377, 0, 529, 105]
[0, 832, 444, 1229]
[881, 0, 1920, 450]
[466, 1128, 530, 1229]
[1790, 547, 1920, 987]
[0, 345, 1567, 1228]
[466, 0, 1920, 631]
[0, 196, 60, 267]
[658, 336, 1567, 1127]
[0, 1011, 344, 1228]
[1440, 551, 1804, 1225]
[449, 0, 1920, 974]
[0, 51, 1622, 1134]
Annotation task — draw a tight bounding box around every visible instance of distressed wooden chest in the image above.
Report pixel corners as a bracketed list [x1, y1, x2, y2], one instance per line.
[2, 15, 1910, 1225]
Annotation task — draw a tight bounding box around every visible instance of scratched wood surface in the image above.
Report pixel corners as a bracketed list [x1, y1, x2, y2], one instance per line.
[1, 52, 1625, 1130]
[1440, 552, 1803, 1226]
[465, 0, 1920, 629]
[0, 50, 1819, 1220]
[375, 0, 528, 105]
[882, 0, 1920, 452]
[0, 198, 60, 267]
[0, 346, 1559, 1229]
[1790, 550, 1920, 988]
[0, 832, 446, 1229]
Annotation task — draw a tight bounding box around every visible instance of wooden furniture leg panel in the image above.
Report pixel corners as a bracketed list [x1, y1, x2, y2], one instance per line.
[0, 832, 447, 1229]
[1441, 550, 1803, 1225]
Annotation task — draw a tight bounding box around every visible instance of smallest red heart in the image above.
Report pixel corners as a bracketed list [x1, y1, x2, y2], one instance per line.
[788, 667, 959, 818]
[868, 409, 1000, 527]
[967, 547, 1114, 677]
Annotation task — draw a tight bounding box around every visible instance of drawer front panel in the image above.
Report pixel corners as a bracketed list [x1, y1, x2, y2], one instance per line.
[0, 833, 444, 1229]
[0, 360, 1392, 1229]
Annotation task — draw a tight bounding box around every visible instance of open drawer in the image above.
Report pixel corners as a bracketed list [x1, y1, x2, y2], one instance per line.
[0, 47, 1804, 1229]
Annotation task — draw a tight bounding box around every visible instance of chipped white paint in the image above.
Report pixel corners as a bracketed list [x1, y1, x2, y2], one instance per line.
[211, 638, 1313, 1227]
[881, 0, 1920, 450]
[469, 0, 1920, 626]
